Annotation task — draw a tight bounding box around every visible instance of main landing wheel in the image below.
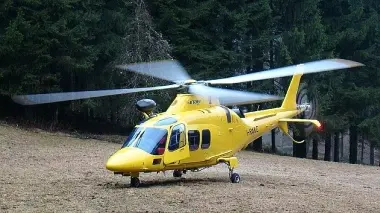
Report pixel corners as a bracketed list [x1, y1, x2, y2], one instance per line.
[130, 177, 140, 187]
[230, 173, 240, 183]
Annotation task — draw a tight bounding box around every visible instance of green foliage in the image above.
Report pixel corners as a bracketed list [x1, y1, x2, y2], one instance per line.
[314, 0, 380, 145]
[0, 0, 127, 95]
[0, 0, 379, 138]
[147, 0, 273, 80]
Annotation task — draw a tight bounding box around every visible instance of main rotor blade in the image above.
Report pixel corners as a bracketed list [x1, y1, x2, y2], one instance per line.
[189, 85, 283, 106]
[12, 84, 179, 105]
[207, 59, 364, 85]
[116, 60, 191, 84]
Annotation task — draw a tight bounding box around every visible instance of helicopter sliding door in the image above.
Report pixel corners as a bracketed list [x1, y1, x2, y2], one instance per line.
[164, 123, 190, 165]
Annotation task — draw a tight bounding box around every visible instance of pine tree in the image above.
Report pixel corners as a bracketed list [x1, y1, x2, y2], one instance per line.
[270, 0, 327, 157]
[0, 0, 172, 131]
[318, 0, 380, 163]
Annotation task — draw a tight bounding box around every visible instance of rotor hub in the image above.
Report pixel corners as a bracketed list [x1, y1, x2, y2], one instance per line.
[182, 79, 197, 85]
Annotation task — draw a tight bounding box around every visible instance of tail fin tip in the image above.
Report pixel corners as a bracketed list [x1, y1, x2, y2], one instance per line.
[281, 74, 303, 110]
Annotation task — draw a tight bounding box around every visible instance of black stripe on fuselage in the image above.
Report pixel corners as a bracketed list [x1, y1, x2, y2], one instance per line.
[219, 106, 231, 123]
[253, 114, 277, 121]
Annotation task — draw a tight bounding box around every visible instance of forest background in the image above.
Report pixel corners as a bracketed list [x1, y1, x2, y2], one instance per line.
[1, 0, 379, 164]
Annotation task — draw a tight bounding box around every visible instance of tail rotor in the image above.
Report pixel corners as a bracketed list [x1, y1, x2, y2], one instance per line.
[296, 83, 318, 135]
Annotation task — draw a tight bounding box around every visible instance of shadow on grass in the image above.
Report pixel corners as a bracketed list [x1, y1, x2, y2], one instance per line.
[102, 177, 229, 189]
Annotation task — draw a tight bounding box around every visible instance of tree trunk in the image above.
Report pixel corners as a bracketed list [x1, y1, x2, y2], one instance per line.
[370, 141, 375, 166]
[360, 136, 364, 164]
[50, 107, 59, 131]
[349, 126, 358, 164]
[252, 137, 262, 152]
[324, 133, 331, 161]
[269, 37, 276, 155]
[312, 137, 318, 160]
[334, 132, 339, 162]
[54, 107, 59, 124]
[271, 129, 276, 153]
[340, 131, 344, 159]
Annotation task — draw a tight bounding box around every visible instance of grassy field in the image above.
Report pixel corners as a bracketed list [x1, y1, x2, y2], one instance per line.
[1, 124, 380, 213]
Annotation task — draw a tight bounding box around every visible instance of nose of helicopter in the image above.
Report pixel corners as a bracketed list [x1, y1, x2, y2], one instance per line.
[106, 147, 150, 172]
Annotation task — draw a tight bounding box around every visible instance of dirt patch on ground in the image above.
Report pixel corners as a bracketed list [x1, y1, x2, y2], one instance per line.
[1, 124, 380, 213]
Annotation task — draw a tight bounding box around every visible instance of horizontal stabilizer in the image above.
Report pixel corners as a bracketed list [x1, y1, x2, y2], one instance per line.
[279, 118, 321, 127]
[278, 119, 321, 144]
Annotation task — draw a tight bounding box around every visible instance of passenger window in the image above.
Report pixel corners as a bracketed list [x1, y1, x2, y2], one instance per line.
[188, 130, 200, 151]
[201, 129, 211, 149]
[168, 124, 186, 151]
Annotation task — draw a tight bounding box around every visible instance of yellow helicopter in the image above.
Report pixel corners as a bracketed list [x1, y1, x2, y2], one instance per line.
[12, 59, 363, 187]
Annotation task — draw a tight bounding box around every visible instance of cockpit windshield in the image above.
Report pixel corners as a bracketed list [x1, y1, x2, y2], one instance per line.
[121, 127, 168, 155]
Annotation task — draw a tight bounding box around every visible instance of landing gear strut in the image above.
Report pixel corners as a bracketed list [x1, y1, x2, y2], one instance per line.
[218, 157, 240, 183]
[130, 173, 140, 187]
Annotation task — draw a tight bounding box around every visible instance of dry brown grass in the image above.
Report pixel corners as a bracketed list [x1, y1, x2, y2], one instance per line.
[1, 124, 380, 213]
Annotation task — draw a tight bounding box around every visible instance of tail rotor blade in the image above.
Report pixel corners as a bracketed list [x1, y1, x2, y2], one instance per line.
[207, 59, 364, 85]
[116, 60, 191, 83]
[189, 85, 283, 106]
[12, 84, 179, 105]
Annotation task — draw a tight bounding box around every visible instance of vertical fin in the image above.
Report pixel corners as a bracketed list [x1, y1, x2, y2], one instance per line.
[281, 73, 303, 110]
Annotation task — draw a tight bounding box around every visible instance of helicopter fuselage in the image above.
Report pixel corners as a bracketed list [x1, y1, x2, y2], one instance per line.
[105, 93, 302, 175]
[10, 58, 361, 187]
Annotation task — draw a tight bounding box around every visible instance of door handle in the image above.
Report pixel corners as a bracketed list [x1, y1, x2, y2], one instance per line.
[229, 128, 233, 131]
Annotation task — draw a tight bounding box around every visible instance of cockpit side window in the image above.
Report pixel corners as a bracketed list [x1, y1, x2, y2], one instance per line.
[121, 127, 143, 148]
[154, 134, 167, 155]
[168, 124, 186, 151]
[121, 127, 168, 155]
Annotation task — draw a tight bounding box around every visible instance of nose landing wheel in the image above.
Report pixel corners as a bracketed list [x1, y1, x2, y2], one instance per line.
[130, 173, 140, 187]
[173, 170, 183, 178]
[130, 177, 140, 187]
